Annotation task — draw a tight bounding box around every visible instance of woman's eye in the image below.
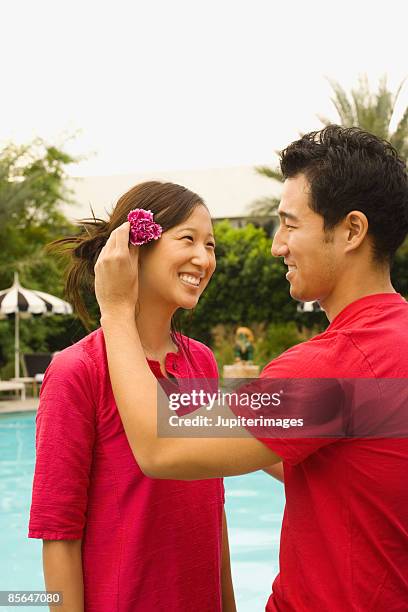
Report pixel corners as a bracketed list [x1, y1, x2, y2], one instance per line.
[207, 243, 216, 249]
[182, 235, 194, 241]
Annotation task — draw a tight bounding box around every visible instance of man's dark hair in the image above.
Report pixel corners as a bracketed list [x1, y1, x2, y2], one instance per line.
[280, 125, 408, 263]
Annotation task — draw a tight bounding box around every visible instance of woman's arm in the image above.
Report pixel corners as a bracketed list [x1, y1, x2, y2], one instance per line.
[263, 462, 284, 483]
[221, 509, 236, 612]
[94, 223, 281, 480]
[42, 540, 84, 611]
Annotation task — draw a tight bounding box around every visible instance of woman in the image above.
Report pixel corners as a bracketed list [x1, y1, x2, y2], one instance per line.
[29, 181, 236, 612]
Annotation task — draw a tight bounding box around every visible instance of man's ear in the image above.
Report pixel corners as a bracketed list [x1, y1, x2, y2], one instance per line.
[343, 211, 369, 253]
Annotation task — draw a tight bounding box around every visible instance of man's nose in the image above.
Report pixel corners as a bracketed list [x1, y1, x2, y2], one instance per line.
[271, 229, 289, 258]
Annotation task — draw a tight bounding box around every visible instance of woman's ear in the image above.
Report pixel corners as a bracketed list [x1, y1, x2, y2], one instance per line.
[344, 211, 369, 253]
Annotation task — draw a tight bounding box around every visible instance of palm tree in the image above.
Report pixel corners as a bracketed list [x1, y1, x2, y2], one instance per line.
[250, 75, 408, 216]
[319, 75, 408, 161]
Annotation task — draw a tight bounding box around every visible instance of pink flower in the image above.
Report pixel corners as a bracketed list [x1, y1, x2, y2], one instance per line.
[127, 209, 163, 246]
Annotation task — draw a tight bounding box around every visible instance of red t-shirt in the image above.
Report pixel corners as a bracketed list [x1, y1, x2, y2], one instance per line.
[29, 329, 224, 612]
[260, 293, 408, 611]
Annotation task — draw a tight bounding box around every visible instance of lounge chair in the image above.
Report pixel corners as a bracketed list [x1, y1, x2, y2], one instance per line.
[0, 378, 26, 400]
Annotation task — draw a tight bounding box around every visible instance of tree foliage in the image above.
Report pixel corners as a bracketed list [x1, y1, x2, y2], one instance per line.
[0, 140, 87, 373]
[0, 140, 79, 287]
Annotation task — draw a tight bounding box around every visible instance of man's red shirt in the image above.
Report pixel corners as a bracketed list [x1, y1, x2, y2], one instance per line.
[260, 293, 408, 611]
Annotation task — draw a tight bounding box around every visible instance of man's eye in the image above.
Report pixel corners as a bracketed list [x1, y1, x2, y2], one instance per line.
[285, 225, 296, 230]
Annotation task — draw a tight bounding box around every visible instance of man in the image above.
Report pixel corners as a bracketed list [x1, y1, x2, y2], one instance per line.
[95, 125, 408, 610]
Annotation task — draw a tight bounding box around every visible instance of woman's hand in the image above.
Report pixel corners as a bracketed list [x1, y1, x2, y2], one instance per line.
[94, 222, 139, 318]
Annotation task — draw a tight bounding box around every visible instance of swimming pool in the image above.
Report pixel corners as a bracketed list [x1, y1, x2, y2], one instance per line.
[0, 412, 284, 611]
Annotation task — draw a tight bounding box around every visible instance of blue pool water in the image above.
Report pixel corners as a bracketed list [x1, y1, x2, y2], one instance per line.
[0, 412, 285, 611]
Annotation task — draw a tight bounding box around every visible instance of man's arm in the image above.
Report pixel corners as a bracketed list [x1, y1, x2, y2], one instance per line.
[42, 540, 84, 611]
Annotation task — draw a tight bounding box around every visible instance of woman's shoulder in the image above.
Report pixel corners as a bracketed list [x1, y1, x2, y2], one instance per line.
[177, 333, 213, 356]
[36, 330, 105, 413]
[47, 328, 106, 381]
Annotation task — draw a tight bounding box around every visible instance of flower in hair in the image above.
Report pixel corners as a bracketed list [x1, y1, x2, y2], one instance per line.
[127, 208, 163, 246]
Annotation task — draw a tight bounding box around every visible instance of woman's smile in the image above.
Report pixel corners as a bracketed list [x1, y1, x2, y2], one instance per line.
[178, 272, 202, 288]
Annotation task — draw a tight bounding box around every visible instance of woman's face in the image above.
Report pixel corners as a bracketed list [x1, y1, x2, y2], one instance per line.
[138, 204, 216, 310]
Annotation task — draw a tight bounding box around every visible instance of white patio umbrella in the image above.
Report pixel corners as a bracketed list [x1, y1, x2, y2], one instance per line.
[0, 272, 73, 378]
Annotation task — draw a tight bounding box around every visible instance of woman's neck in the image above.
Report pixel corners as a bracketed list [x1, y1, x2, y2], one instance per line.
[135, 297, 177, 359]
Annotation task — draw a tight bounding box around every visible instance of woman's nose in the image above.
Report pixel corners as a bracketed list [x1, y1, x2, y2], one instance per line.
[191, 245, 212, 269]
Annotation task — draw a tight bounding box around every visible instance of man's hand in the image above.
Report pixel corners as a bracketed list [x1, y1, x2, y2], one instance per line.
[94, 221, 139, 317]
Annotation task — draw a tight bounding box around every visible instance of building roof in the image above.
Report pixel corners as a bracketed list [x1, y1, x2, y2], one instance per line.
[63, 165, 282, 222]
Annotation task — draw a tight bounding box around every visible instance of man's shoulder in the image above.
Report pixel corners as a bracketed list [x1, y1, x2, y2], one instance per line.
[260, 330, 357, 378]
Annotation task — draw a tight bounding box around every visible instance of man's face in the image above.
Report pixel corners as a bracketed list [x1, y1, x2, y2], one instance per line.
[272, 173, 343, 305]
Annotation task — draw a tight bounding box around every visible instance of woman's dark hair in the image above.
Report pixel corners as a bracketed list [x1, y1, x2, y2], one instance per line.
[48, 181, 207, 333]
[280, 125, 408, 263]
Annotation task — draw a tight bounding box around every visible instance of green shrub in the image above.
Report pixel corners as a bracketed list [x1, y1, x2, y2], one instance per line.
[254, 322, 304, 369]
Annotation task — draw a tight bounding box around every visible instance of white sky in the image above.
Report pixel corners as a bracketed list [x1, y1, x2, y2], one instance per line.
[2, 0, 408, 177]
